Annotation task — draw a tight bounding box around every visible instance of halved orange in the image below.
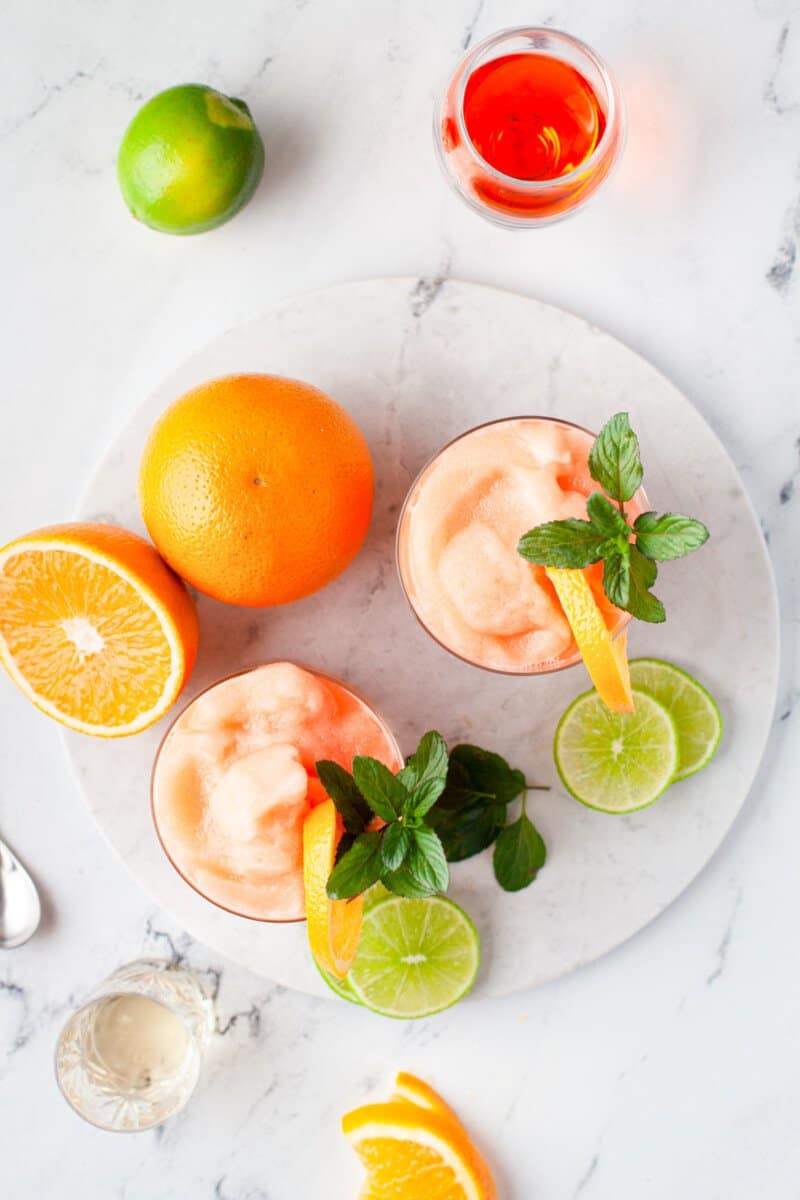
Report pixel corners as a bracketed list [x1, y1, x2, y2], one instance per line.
[546, 567, 634, 713]
[0, 523, 198, 737]
[303, 798, 363, 978]
[343, 1100, 497, 1200]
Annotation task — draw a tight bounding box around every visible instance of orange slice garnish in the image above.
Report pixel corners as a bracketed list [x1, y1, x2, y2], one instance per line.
[303, 798, 363, 978]
[546, 567, 634, 713]
[342, 1099, 497, 1200]
[0, 522, 198, 737]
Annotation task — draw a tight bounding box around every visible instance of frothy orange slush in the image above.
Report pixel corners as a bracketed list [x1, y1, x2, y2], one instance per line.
[397, 418, 639, 674]
[152, 663, 401, 921]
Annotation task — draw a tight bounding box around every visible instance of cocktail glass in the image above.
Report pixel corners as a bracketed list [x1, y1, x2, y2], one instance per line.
[151, 663, 402, 923]
[396, 416, 647, 675]
[55, 959, 214, 1132]
[434, 27, 626, 227]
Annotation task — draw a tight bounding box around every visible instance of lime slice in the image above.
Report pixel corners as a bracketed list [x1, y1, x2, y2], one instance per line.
[629, 658, 722, 781]
[554, 687, 678, 813]
[348, 895, 480, 1019]
[314, 957, 361, 1005]
[362, 881, 392, 911]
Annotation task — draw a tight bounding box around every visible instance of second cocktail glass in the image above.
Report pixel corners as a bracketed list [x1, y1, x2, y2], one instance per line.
[396, 416, 645, 676]
[151, 661, 402, 923]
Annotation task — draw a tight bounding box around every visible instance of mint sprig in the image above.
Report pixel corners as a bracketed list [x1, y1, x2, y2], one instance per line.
[322, 731, 450, 901]
[320, 734, 548, 900]
[517, 412, 709, 623]
[427, 744, 549, 892]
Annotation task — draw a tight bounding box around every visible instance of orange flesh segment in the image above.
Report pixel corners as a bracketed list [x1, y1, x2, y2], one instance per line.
[545, 567, 634, 713]
[0, 547, 171, 728]
[391, 1073, 496, 1197]
[303, 798, 363, 978]
[343, 1101, 496, 1200]
[0, 527, 196, 737]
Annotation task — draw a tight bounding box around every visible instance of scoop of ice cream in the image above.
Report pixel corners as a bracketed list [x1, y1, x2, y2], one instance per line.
[475, 465, 588, 542]
[181, 662, 335, 739]
[152, 663, 400, 921]
[207, 743, 310, 869]
[398, 419, 613, 671]
[439, 522, 570, 639]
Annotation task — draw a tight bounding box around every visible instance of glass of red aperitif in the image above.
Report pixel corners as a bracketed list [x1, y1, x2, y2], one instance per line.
[435, 27, 626, 227]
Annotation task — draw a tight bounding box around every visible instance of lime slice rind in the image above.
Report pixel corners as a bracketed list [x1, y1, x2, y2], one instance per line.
[348, 895, 480, 1019]
[629, 658, 722, 782]
[313, 956, 362, 1005]
[554, 687, 679, 814]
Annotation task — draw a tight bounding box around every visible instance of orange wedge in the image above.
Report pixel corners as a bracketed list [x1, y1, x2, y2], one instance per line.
[391, 1072, 496, 1197]
[392, 1072, 462, 1126]
[343, 1100, 497, 1200]
[303, 798, 363, 978]
[546, 567, 634, 713]
[0, 522, 198, 737]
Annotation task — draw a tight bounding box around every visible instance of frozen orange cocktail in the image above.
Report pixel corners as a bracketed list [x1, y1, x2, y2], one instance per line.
[151, 662, 402, 921]
[396, 417, 645, 675]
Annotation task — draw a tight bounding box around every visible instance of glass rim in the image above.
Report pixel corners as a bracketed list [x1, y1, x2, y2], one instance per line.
[452, 25, 621, 192]
[150, 660, 403, 925]
[54, 983, 200, 1134]
[395, 414, 645, 677]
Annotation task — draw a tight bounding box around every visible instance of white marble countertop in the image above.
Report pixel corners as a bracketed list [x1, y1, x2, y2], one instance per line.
[1, 1, 798, 1196]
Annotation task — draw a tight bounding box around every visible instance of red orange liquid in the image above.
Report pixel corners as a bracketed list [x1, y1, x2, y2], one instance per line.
[437, 34, 623, 224]
[463, 53, 605, 181]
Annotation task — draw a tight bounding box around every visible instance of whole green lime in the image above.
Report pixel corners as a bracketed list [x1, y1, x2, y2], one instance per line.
[117, 84, 265, 235]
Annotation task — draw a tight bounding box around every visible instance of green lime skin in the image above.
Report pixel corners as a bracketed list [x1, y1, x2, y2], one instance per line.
[629, 658, 723, 782]
[313, 957, 362, 1006]
[117, 84, 265, 235]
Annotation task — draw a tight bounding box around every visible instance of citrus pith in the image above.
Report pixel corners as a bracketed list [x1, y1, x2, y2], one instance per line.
[0, 523, 197, 736]
[343, 1100, 496, 1200]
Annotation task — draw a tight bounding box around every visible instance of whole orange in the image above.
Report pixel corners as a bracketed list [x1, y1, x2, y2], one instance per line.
[138, 374, 374, 606]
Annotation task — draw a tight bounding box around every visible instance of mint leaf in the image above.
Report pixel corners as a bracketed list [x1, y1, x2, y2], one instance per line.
[517, 519, 606, 568]
[334, 831, 355, 865]
[352, 756, 408, 822]
[382, 863, 436, 899]
[326, 831, 383, 899]
[428, 746, 532, 863]
[493, 813, 547, 892]
[634, 511, 710, 561]
[602, 549, 630, 609]
[405, 826, 449, 895]
[399, 730, 449, 817]
[626, 545, 666, 622]
[383, 827, 449, 898]
[586, 491, 630, 542]
[428, 791, 507, 862]
[449, 744, 527, 806]
[315, 760, 370, 834]
[381, 823, 410, 873]
[588, 412, 643, 503]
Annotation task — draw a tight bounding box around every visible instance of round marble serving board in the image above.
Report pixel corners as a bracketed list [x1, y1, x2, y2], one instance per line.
[64, 278, 779, 1001]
